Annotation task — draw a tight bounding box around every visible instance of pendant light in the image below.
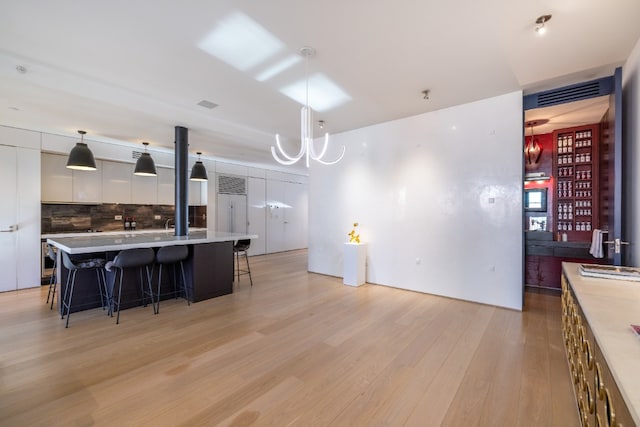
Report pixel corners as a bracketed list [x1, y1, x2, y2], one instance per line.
[271, 46, 345, 167]
[66, 130, 97, 170]
[134, 142, 157, 176]
[190, 152, 208, 181]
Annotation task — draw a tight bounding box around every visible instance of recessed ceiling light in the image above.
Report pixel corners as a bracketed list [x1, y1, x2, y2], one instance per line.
[197, 100, 218, 109]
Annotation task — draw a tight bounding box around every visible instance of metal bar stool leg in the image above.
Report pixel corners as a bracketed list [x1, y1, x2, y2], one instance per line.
[63, 270, 77, 328]
[179, 261, 190, 305]
[47, 257, 57, 309]
[244, 251, 253, 287]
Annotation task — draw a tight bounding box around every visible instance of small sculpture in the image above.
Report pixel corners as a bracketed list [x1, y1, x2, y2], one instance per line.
[348, 222, 360, 244]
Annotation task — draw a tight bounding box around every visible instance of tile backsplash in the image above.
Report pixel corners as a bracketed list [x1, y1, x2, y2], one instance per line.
[42, 203, 207, 233]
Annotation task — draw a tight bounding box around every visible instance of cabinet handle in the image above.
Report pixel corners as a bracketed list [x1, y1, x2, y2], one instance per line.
[586, 381, 595, 414]
[604, 388, 616, 426]
[594, 362, 605, 400]
[0, 225, 17, 232]
[585, 341, 594, 370]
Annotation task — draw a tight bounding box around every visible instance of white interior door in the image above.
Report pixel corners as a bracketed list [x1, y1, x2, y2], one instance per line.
[0, 145, 18, 292]
[284, 182, 308, 251]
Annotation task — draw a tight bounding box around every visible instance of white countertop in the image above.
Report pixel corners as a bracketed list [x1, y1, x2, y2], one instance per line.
[42, 228, 207, 239]
[563, 262, 640, 424]
[47, 230, 258, 254]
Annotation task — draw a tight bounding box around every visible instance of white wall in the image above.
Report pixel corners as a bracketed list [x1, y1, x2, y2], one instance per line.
[623, 36, 640, 266]
[308, 91, 524, 310]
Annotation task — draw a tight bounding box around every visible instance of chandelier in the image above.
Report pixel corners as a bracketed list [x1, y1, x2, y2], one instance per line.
[271, 47, 345, 167]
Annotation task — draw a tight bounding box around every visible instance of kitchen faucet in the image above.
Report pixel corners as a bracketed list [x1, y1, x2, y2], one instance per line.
[164, 218, 174, 230]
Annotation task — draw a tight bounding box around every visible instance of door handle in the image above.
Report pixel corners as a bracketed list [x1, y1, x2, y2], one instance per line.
[604, 238, 630, 254]
[0, 225, 17, 232]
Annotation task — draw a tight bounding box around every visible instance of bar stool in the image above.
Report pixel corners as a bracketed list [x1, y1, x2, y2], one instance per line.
[60, 252, 107, 328]
[233, 239, 253, 287]
[45, 244, 58, 310]
[155, 245, 189, 313]
[106, 248, 155, 324]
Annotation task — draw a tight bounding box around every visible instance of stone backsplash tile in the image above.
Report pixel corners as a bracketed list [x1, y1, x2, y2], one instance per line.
[42, 204, 207, 233]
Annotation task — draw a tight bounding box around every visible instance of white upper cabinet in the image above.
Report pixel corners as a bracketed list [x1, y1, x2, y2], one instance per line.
[102, 161, 132, 203]
[189, 181, 201, 206]
[73, 165, 103, 203]
[42, 152, 102, 203]
[132, 173, 158, 205]
[157, 167, 174, 205]
[41, 153, 72, 202]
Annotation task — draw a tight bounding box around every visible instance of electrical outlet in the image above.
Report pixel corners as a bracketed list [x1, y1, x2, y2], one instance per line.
[154, 215, 161, 220]
[114, 215, 122, 220]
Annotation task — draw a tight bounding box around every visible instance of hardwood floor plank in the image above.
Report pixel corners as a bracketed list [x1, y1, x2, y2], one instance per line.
[0, 249, 579, 426]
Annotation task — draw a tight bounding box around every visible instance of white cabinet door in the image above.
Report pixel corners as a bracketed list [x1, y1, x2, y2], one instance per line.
[132, 173, 158, 205]
[189, 181, 201, 206]
[0, 146, 18, 292]
[41, 153, 72, 202]
[157, 167, 175, 205]
[16, 148, 41, 289]
[102, 161, 132, 203]
[0, 145, 40, 291]
[247, 177, 266, 255]
[73, 162, 102, 203]
[217, 194, 247, 233]
[266, 180, 285, 253]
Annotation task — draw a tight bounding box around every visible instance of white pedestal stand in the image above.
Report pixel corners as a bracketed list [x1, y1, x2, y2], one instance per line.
[343, 243, 367, 286]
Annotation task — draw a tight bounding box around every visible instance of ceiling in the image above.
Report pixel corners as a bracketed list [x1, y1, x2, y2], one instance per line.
[1, 1, 639, 173]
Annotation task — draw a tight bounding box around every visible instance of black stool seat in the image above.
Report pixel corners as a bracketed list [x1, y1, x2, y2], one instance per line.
[155, 245, 189, 313]
[60, 252, 106, 328]
[106, 248, 155, 324]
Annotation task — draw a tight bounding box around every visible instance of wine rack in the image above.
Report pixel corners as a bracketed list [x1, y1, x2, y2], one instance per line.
[553, 125, 599, 242]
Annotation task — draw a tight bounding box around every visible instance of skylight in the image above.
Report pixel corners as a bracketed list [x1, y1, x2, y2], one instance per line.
[198, 12, 284, 71]
[280, 73, 351, 112]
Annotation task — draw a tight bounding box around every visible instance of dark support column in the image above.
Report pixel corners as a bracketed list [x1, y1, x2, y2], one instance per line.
[175, 126, 189, 236]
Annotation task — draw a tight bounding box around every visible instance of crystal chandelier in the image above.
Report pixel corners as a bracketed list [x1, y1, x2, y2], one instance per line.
[271, 47, 345, 167]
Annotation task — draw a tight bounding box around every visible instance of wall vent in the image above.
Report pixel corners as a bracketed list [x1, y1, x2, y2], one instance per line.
[218, 174, 246, 195]
[536, 82, 601, 107]
[523, 76, 614, 110]
[132, 150, 142, 160]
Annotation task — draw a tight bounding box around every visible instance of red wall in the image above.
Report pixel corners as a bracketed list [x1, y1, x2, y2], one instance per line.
[524, 132, 554, 231]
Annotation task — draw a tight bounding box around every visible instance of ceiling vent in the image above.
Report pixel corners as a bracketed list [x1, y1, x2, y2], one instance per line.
[197, 100, 218, 109]
[217, 174, 246, 195]
[523, 76, 614, 110]
[132, 150, 142, 160]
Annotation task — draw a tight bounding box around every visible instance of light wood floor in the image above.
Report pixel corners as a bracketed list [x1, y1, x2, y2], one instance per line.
[0, 250, 578, 426]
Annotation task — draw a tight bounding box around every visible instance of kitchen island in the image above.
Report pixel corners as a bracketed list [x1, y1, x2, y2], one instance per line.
[47, 230, 257, 313]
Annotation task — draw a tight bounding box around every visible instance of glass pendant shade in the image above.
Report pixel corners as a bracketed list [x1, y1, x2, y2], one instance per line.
[190, 152, 208, 181]
[66, 130, 97, 170]
[134, 142, 157, 176]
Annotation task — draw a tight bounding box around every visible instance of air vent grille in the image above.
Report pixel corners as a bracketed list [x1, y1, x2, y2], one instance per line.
[218, 175, 246, 194]
[197, 100, 218, 109]
[536, 82, 601, 107]
[132, 150, 142, 160]
[523, 76, 614, 110]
